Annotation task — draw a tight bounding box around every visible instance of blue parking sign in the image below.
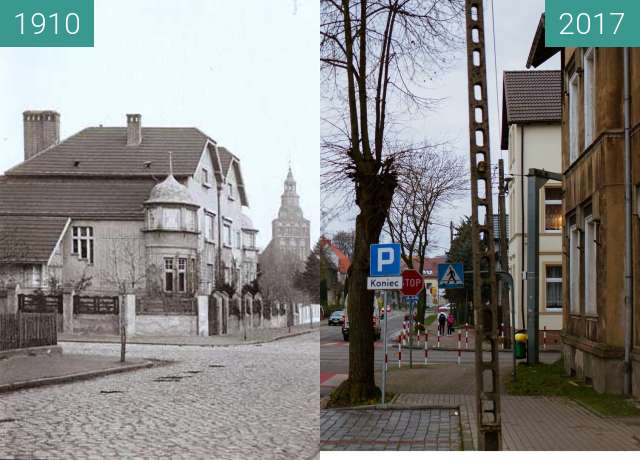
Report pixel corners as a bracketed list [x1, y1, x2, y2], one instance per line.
[370, 243, 401, 277]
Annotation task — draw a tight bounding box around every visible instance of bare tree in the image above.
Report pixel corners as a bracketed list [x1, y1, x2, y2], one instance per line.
[258, 248, 303, 305]
[321, 0, 463, 403]
[386, 145, 467, 325]
[102, 237, 147, 362]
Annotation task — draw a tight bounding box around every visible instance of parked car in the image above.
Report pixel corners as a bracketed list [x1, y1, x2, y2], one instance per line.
[328, 310, 344, 326]
[342, 311, 381, 342]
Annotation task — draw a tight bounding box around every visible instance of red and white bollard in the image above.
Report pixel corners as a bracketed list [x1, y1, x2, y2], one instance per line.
[398, 341, 402, 368]
[424, 331, 429, 365]
[543, 326, 547, 351]
[465, 323, 469, 349]
[457, 331, 462, 365]
[500, 323, 505, 350]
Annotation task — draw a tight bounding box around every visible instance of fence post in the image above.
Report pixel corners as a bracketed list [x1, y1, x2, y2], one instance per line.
[62, 283, 74, 334]
[6, 283, 19, 314]
[125, 294, 136, 336]
[197, 295, 209, 337]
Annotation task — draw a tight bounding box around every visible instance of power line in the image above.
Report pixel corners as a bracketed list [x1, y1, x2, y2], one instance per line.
[489, 0, 503, 163]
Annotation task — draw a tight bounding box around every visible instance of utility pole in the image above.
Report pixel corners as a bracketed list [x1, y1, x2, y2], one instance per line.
[498, 160, 511, 348]
[450, 221, 455, 246]
[464, 0, 502, 450]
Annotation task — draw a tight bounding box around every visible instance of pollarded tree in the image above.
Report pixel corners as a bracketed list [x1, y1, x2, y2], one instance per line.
[321, 0, 464, 404]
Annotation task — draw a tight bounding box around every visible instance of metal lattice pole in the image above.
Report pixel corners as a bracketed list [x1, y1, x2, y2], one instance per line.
[464, 0, 502, 450]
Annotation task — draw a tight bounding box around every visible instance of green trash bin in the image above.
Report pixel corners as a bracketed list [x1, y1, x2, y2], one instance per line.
[514, 331, 527, 359]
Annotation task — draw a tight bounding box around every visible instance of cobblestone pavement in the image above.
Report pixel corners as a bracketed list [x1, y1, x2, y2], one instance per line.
[395, 393, 640, 450]
[320, 407, 462, 451]
[0, 332, 319, 460]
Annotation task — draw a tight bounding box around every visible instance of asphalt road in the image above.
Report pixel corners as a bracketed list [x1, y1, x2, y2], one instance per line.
[321, 314, 561, 397]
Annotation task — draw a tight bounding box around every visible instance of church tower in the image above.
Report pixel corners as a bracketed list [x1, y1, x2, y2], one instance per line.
[269, 167, 310, 264]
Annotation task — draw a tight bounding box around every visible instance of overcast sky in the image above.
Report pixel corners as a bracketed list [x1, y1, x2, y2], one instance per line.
[0, 0, 319, 249]
[323, 0, 559, 255]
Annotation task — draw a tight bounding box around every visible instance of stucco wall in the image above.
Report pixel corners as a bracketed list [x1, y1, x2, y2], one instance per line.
[73, 314, 119, 335]
[507, 123, 563, 331]
[135, 314, 197, 336]
[61, 220, 145, 295]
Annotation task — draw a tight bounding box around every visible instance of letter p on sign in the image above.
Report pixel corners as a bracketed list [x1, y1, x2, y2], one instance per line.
[370, 243, 401, 277]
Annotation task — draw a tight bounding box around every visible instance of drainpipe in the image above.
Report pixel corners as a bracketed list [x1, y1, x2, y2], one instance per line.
[623, 47, 633, 395]
[520, 125, 526, 329]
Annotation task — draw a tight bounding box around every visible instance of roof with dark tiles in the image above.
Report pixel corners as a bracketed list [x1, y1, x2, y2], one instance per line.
[0, 176, 155, 219]
[501, 70, 562, 149]
[0, 215, 69, 263]
[5, 127, 210, 177]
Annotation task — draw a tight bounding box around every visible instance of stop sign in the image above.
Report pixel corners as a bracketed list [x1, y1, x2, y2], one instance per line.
[401, 269, 423, 296]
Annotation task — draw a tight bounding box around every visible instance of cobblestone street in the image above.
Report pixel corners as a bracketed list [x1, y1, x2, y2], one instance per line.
[0, 332, 319, 460]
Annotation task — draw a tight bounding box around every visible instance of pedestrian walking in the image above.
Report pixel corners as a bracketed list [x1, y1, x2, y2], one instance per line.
[438, 313, 446, 336]
[447, 312, 455, 336]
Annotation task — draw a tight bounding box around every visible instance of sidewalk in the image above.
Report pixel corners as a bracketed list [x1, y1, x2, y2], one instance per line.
[0, 350, 153, 394]
[394, 393, 640, 450]
[59, 324, 318, 347]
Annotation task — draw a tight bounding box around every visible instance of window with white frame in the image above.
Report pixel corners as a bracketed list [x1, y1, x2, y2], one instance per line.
[72, 226, 94, 263]
[178, 258, 187, 293]
[205, 212, 215, 241]
[569, 224, 581, 314]
[583, 48, 596, 147]
[227, 182, 233, 198]
[223, 223, 232, 246]
[545, 265, 562, 310]
[184, 209, 196, 232]
[164, 258, 174, 292]
[544, 187, 563, 231]
[236, 231, 241, 249]
[163, 208, 180, 229]
[569, 72, 580, 163]
[202, 168, 210, 186]
[584, 215, 597, 315]
[31, 265, 42, 287]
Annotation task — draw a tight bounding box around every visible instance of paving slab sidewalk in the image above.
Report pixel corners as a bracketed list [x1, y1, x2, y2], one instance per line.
[395, 393, 640, 451]
[0, 352, 153, 394]
[321, 406, 464, 451]
[58, 324, 318, 347]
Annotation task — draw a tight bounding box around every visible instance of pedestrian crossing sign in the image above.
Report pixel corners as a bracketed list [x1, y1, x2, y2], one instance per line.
[437, 263, 464, 289]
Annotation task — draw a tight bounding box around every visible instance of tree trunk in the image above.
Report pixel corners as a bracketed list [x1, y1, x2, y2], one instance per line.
[342, 165, 396, 404]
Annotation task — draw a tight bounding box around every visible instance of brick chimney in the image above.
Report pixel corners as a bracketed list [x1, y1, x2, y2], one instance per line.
[126, 114, 142, 146]
[23, 110, 60, 160]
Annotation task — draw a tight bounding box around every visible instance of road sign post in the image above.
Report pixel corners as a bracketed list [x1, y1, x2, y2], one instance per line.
[370, 243, 401, 407]
[402, 270, 423, 370]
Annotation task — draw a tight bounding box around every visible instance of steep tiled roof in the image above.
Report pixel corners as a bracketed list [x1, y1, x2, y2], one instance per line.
[217, 146, 236, 177]
[6, 127, 209, 177]
[501, 70, 562, 149]
[0, 176, 155, 219]
[526, 14, 561, 69]
[319, 237, 350, 274]
[400, 255, 447, 277]
[0, 215, 68, 263]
